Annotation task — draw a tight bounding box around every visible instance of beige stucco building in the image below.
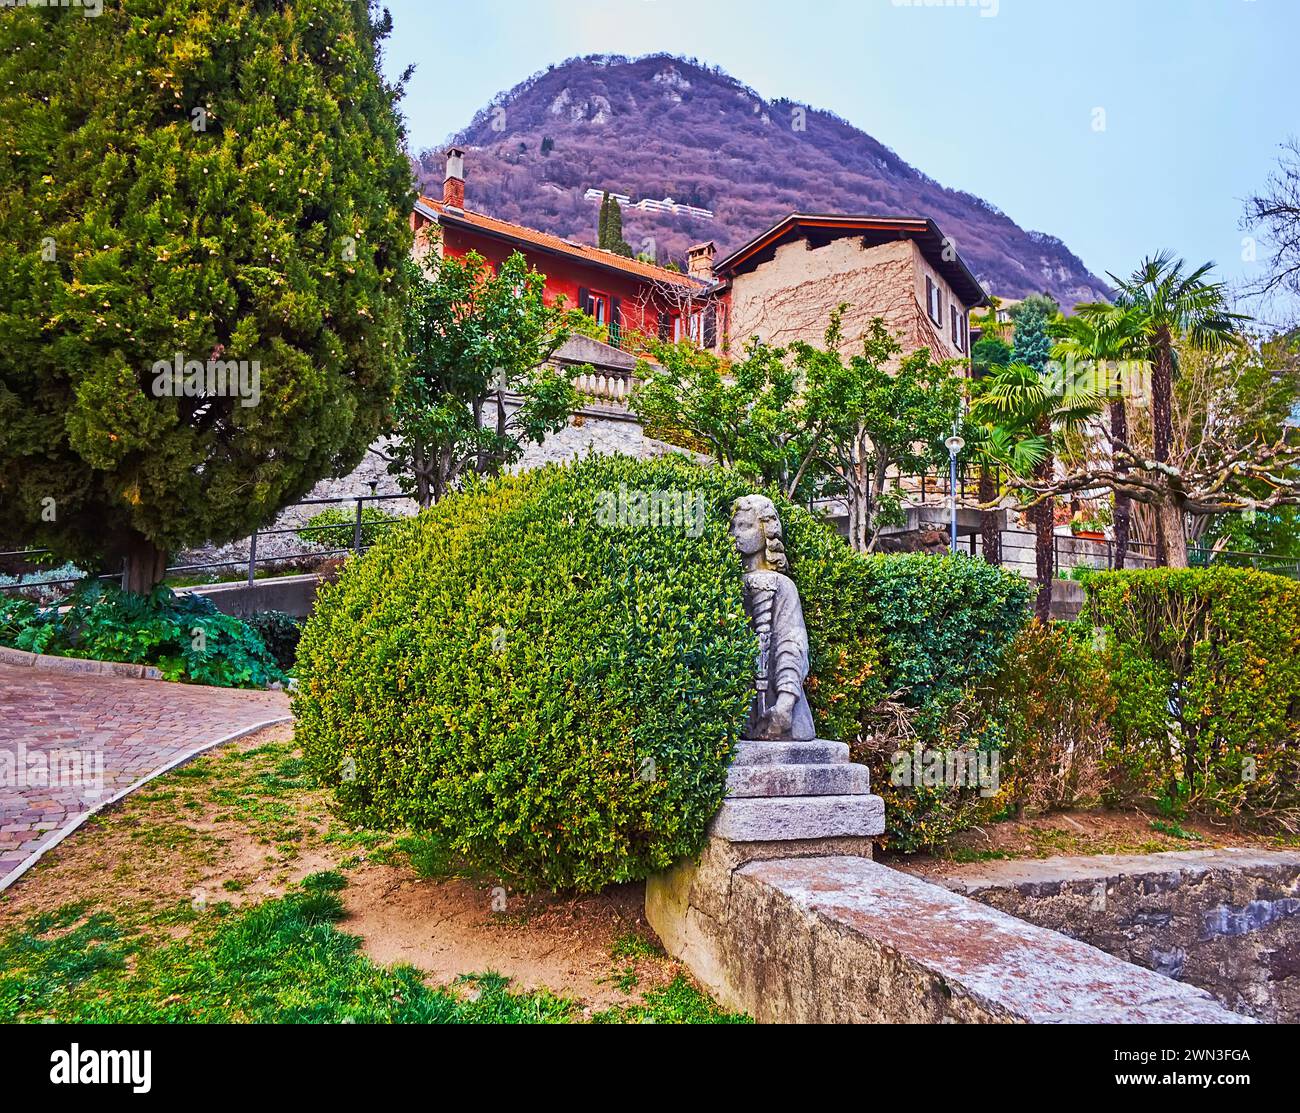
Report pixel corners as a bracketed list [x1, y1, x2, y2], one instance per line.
[706, 213, 987, 364]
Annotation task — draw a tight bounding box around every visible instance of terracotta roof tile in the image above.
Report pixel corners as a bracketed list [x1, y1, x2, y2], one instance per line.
[417, 197, 704, 288]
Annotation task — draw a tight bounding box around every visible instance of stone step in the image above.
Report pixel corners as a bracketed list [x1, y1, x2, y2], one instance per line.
[726, 762, 871, 799]
[708, 793, 885, 843]
[731, 739, 850, 767]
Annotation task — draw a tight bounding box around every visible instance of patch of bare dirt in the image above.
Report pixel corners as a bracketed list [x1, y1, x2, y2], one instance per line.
[0, 723, 682, 1010]
[341, 867, 667, 1009]
[0, 725, 305, 925]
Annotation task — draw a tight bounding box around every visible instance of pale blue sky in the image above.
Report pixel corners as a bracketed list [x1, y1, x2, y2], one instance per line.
[379, 0, 1297, 313]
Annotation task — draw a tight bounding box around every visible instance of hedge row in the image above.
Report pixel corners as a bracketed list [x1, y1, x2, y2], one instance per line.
[1085, 566, 1300, 828]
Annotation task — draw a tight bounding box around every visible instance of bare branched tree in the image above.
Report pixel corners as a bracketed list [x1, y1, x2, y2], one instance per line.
[1014, 423, 1300, 547]
[1243, 137, 1300, 321]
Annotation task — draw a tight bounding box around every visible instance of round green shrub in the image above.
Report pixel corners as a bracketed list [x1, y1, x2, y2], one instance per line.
[293, 456, 757, 891]
[294, 454, 1034, 882]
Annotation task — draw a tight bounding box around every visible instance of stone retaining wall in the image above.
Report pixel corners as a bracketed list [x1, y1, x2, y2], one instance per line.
[936, 849, 1300, 1022]
[647, 846, 1246, 1023]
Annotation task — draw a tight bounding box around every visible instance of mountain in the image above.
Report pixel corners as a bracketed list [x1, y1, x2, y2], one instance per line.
[415, 54, 1108, 308]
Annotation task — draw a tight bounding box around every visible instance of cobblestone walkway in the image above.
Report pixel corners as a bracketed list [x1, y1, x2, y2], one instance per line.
[0, 663, 291, 889]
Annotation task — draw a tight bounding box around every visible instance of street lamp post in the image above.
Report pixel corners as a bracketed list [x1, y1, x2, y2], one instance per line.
[944, 433, 966, 554]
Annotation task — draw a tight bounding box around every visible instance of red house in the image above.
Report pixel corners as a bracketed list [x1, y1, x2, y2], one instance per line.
[411, 149, 715, 349]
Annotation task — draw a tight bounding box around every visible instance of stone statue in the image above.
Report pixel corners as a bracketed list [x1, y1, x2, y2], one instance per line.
[729, 495, 816, 741]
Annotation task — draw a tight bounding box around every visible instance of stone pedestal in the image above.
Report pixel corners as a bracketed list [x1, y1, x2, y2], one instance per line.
[646, 738, 884, 990]
[712, 738, 884, 844]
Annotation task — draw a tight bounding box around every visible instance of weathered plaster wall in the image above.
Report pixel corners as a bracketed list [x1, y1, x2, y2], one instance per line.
[725, 237, 964, 361]
[937, 849, 1300, 1022]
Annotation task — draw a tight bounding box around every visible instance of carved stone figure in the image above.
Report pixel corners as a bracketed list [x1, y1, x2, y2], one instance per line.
[729, 495, 816, 741]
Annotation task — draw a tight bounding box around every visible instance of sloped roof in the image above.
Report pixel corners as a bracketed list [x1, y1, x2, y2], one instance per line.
[715, 212, 988, 308]
[415, 197, 705, 289]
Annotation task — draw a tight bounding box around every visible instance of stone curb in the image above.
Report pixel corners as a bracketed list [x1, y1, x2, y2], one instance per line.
[0, 644, 163, 680]
[0, 714, 293, 893]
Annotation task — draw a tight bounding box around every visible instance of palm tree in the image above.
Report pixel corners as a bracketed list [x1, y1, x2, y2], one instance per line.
[972, 363, 1101, 622]
[966, 416, 1045, 569]
[1104, 253, 1247, 566]
[1054, 306, 1146, 568]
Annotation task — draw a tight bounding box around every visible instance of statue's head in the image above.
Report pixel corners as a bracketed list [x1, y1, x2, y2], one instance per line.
[730, 494, 788, 573]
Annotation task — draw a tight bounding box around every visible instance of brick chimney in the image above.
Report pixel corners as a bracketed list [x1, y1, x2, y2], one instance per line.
[687, 240, 716, 282]
[443, 147, 465, 209]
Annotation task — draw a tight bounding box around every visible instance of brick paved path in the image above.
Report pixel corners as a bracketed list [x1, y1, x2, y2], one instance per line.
[0, 663, 291, 889]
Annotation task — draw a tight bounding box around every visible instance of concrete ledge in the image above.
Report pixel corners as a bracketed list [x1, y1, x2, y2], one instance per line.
[1051, 577, 1086, 622]
[935, 849, 1300, 1022]
[650, 853, 1250, 1024]
[176, 573, 322, 619]
[647, 834, 876, 968]
[0, 644, 162, 680]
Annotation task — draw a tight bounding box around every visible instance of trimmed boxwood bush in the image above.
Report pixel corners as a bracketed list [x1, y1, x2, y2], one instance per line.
[1084, 566, 1300, 829]
[980, 622, 1116, 816]
[294, 455, 1034, 884]
[294, 456, 757, 891]
[766, 508, 1031, 853]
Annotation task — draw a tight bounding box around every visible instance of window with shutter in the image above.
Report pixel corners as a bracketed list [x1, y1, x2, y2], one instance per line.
[703, 304, 717, 349]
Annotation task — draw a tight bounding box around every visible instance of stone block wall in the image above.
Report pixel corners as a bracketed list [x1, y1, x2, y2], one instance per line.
[937, 849, 1300, 1022]
[648, 849, 1246, 1023]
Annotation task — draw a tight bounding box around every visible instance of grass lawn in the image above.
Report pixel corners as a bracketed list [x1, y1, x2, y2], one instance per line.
[0, 730, 747, 1025]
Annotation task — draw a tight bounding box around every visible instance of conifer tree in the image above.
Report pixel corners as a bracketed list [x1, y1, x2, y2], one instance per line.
[606, 193, 633, 258]
[597, 191, 613, 248]
[596, 190, 632, 257]
[0, 0, 414, 590]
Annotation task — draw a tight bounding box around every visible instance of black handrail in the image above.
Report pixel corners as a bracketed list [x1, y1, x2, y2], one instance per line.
[0, 491, 418, 601]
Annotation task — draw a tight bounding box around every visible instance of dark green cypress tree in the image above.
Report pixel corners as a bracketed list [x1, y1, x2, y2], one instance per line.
[606, 193, 633, 258]
[0, 0, 414, 590]
[597, 191, 612, 248]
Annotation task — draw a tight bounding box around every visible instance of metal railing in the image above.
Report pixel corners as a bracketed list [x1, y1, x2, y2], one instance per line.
[0, 492, 417, 602]
[1048, 535, 1159, 576]
[1188, 545, 1300, 578]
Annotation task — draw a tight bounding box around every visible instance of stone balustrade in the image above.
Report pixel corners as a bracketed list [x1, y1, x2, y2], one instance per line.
[571, 368, 635, 407]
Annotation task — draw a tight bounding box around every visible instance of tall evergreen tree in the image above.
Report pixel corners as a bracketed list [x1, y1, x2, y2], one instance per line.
[0, 0, 413, 590]
[606, 192, 632, 257]
[1009, 295, 1058, 372]
[597, 191, 613, 248]
[597, 190, 632, 257]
